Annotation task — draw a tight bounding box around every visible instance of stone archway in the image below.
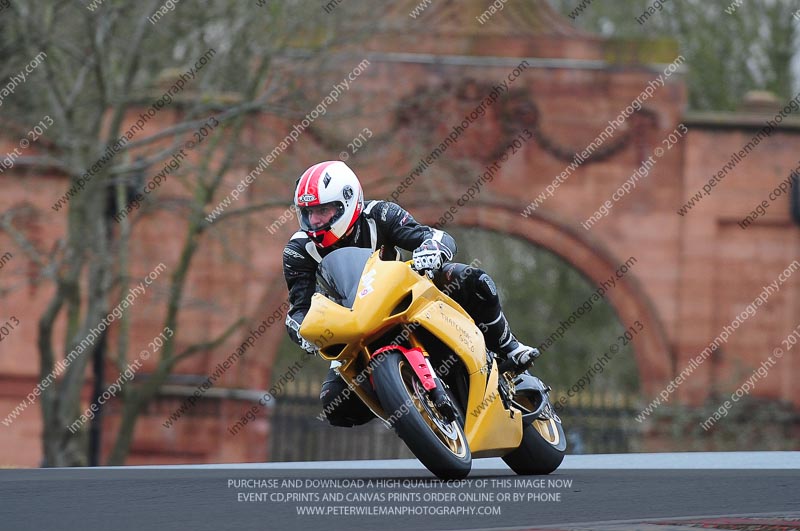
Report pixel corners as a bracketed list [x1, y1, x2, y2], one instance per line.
[408, 202, 673, 398]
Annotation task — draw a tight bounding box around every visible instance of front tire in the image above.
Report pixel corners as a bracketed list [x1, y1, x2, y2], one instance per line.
[372, 351, 472, 479]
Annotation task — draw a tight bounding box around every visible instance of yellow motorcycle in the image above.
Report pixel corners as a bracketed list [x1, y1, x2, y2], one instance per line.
[299, 248, 565, 479]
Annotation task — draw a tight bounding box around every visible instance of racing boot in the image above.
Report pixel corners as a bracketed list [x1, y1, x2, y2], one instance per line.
[479, 310, 540, 373]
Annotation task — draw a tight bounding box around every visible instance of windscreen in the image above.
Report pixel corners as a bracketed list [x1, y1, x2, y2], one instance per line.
[317, 247, 372, 308]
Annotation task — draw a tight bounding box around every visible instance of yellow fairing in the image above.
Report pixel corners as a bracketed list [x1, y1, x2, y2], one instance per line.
[300, 254, 421, 354]
[464, 363, 522, 456]
[405, 300, 522, 453]
[299, 251, 522, 455]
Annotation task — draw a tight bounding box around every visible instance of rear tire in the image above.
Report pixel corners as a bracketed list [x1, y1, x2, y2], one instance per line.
[372, 351, 471, 479]
[502, 416, 566, 475]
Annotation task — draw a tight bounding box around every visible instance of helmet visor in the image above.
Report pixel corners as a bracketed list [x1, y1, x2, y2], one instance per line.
[298, 202, 345, 232]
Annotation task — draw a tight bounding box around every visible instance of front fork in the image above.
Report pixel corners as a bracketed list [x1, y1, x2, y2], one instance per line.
[370, 345, 457, 423]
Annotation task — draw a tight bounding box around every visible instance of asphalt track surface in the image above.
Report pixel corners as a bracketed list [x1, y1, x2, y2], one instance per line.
[1, 453, 798, 531]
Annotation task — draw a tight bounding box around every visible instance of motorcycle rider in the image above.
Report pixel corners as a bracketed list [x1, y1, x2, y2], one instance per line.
[283, 160, 539, 427]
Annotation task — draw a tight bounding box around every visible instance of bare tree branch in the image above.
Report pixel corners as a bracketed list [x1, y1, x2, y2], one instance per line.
[172, 317, 247, 366]
[205, 200, 290, 227]
[0, 206, 49, 271]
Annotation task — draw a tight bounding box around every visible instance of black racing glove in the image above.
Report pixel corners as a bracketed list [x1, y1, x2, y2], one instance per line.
[412, 238, 453, 273]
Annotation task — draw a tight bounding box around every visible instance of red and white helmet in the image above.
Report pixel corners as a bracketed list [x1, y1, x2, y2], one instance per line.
[294, 160, 364, 248]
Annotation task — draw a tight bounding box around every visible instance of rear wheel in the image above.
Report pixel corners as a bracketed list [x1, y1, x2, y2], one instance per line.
[372, 351, 471, 479]
[502, 395, 566, 475]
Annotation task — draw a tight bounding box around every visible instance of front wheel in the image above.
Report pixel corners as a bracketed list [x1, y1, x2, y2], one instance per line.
[372, 351, 471, 479]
